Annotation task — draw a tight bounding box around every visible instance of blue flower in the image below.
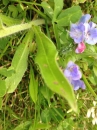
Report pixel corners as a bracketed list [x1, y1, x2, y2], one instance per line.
[84, 22, 97, 45]
[70, 23, 85, 44]
[69, 14, 97, 53]
[64, 61, 86, 91]
[69, 14, 91, 44]
[64, 61, 82, 81]
[71, 80, 86, 90]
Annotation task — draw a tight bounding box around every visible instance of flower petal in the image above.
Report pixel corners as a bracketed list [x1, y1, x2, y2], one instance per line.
[70, 23, 85, 44]
[85, 28, 97, 45]
[64, 61, 82, 80]
[89, 22, 96, 28]
[71, 80, 86, 90]
[79, 14, 91, 23]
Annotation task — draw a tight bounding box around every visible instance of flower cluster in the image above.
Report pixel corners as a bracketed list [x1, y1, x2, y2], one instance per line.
[64, 61, 86, 90]
[69, 14, 97, 53]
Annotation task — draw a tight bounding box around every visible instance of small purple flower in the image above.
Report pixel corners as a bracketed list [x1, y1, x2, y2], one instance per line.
[71, 80, 86, 90]
[64, 61, 86, 91]
[84, 22, 97, 45]
[70, 23, 85, 44]
[64, 61, 82, 81]
[69, 14, 91, 44]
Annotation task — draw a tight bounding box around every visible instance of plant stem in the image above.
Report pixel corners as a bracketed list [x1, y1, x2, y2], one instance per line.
[45, 19, 51, 39]
[82, 74, 97, 98]
[53, 23, 61, 49]
[0, 19, 45, 38]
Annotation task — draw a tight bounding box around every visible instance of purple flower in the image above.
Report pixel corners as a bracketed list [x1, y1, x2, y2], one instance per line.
[79, 14, 91, 23]
[71, 80, 86, 90]
[64, 61, 86, 91]
[69, 14, 91, 44]
[69, 14, 97, 53]
[64, 61, 82, 81]
[70, 23, 85, 44]
[84, 22, 97, 45]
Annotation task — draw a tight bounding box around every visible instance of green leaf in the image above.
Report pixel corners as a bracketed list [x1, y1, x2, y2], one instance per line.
[0, 67, 15, 77]
[34, 26, 78, 112]
[29, 122, 50, 130]
[40, 85, 53, 102]
[29, 66, 38, 103]
[93, 65, 97, 77]
[53, 23, 61, 49]
[0, 19, 45, 38]
[49, 107, 64, 122]
[92, 16, 97, 24]
[56, 119, 74, 130]
[0, 13, 22, 26]
[41, 2, 54, 19]
[17, 4, 24, 12]
[5, 29, 34, 93]
[0, 79, 6, 97]
[56, 6, 82, 26]
[0, 37, 9, 50]
[3, 0, 9, 5]
[8, 5, 18, 18]
[41, 108, 51, 123]
[88, 76, 96, 86]
[13, 121, 31, 130]
[8, 5, 17, 12]
[53, 0, 63, 21]
[0, 97, 2, 110]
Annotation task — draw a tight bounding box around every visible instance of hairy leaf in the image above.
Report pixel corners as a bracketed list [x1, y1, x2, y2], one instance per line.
[5, 29, 34, 93]
[34, 26, 78, 112]
[56, 6, 82, 26]
[0, 19, 45, 38]
[0, 13, 21, 26]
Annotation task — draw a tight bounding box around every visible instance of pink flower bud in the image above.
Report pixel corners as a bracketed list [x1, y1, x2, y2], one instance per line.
[75, 42, 86, 53]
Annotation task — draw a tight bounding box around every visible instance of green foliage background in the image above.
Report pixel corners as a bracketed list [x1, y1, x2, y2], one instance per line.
[0, 0, 97, 130]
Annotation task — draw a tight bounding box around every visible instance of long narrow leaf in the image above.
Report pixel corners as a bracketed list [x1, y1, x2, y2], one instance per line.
[29, 66, 38, 103]
[5, 29, 34, 93]
[0, 19, 45, 38]
[34, 26, 78, 112]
